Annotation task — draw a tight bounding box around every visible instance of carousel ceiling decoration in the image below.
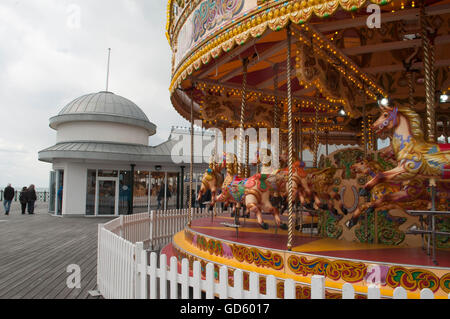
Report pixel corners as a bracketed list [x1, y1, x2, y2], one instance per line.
[292, 22, 387, 117]
[167, 0, 450, 148]
[194, 79, 348, 132]
[167, 0, 393, 93]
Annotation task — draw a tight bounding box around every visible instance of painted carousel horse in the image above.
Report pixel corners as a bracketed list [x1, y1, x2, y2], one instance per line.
[347, 159, 430, 228]
[305, 166, 347, 219]
[216, 152, 288, 230]
[276, 160, 314, 210]
[244, 160, 288, 230]
[215, 153, 247, 216]
[346, 104, 450, 228]
[197, 158, 224, 208]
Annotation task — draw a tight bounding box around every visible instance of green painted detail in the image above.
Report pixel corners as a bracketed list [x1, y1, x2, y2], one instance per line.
[320, 211, 343, 239]
[260, 174, 268, 191]
[355, 210, 406, 245]
[436, 216, 450, 248]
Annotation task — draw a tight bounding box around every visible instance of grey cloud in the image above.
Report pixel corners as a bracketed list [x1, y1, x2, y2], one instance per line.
[0, 0, 189, 188]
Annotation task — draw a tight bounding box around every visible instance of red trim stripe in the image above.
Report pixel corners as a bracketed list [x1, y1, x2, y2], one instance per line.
[438, 143, 450, 151]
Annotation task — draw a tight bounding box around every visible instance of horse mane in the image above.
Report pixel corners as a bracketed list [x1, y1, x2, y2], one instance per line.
[364, 159, 383, 173]
[397, 105, 425, 141]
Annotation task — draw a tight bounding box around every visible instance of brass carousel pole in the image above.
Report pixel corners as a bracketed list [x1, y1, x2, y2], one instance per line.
[313, 104, 319, 168]
[299, 113, 303, 162]
[362, 87, 368, 158]
[273, 64, 280, 167]
[245, 136, 250, 178]
[188, 86, 195, 227]
[407, 68, 415, 108]
[420, 0, 436, 143]
[239, 58, 249, 178]
[298, 106, 303, 232]
[361, 87, 370, 242]
[236, 58, 249, 230]
[287, 24, 295, 251]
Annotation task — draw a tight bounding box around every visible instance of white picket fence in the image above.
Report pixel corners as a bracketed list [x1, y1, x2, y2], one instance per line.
[97, 209, 448, 299]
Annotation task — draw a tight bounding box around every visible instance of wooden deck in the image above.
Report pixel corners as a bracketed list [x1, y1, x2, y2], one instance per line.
[0, 202, 114, 299]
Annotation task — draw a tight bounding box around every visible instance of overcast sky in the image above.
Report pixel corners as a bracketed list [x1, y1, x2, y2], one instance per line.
[0, 0, 190, 188]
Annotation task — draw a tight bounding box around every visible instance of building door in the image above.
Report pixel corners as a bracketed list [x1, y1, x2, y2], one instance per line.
[56, 170, 64, 216]
[96, 178, 118, 216]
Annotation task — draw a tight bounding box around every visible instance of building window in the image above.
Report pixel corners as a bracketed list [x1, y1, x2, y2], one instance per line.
[98, 170, 118, 178]
[86, 170, 96, 215]
[56, 170, 64, 215]
[48, 171, 56, 213]
[134, 171, 150, 213]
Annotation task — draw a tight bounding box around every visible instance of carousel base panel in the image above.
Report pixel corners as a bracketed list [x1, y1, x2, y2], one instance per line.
[162, 215, 450, 299]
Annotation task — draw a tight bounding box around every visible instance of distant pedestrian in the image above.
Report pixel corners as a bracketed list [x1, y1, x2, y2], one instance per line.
[19, 187, 28, 215]
[3, 184, 14, 215]
[57, 185, 63, 213]
[27, 184, 37, 215]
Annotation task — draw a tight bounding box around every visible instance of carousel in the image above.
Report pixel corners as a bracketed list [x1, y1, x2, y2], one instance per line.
[162, 0, 450, 298]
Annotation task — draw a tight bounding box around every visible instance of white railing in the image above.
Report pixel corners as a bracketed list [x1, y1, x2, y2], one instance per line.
[97, 209, 449, 300]
[134, 248, 448, 300]
[97, 207, 224, 298]
[97, 225, 135, 299]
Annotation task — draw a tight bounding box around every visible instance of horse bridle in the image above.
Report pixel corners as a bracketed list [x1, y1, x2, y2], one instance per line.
[379, 106, 398, 131]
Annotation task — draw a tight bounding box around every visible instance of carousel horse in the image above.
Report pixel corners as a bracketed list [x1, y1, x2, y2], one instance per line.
[216, 152, 289, 230]
[244, 158, 288, 230]
[346, 104, 450, 228]
[197, 158, 224, 208]
[349, 158, 430, 219]
[215, 153, 247, 217]
[277, 160, 314, 209]
[305, 166, 346, 219]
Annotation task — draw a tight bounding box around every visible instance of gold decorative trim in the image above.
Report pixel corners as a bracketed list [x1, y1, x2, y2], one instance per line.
[168, 0, 392, 93]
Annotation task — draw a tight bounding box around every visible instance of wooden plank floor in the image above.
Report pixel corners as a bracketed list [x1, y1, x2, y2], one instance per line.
[0, 202, 114, 299]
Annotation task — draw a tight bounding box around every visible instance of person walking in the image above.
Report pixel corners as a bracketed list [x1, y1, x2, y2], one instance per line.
[3, 184, 14, 215]
[27, 184, 37, 215]
[157, 183, 165, 210]
[19, 187, 28, 215]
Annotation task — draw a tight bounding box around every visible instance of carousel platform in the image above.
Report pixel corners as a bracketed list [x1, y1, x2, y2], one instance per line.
[162, 214, 450, 299]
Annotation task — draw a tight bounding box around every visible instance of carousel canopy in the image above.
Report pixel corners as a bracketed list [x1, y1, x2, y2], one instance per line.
[166, 0, 450, 146]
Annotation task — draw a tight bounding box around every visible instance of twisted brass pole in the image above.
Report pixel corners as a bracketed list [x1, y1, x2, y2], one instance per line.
[299, 112, 303, 162]
[273, 64, 280, 167]
[287, 24, 295, 251]
[420, 1, 436, 143]
[362, 88, 367, 158]
[407, 71, 415, 108]
[188, 87, 194, 227]
[313, 104, 319, 168]
[245, 136, 250, 178]
[239, 58, 249, 178]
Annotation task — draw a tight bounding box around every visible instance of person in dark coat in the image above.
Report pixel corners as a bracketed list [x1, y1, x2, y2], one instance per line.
[19, 187, 28, 215]
[26, 184, 37, 214]
[3, 184, 14, 215]
[157, 184, 164, 209]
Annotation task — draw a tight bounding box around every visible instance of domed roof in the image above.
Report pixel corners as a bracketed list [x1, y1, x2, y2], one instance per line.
[50, 91, 156, 135]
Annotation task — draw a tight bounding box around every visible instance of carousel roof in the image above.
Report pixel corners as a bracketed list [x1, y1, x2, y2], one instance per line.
[167, 0, 450, 146]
